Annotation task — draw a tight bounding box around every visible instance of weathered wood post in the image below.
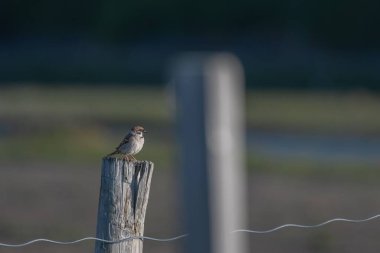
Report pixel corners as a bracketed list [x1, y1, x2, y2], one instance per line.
[95, 157, 154, 253]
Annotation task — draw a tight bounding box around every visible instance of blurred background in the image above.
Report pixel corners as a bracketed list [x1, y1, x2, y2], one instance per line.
[1, 0, 380, 253]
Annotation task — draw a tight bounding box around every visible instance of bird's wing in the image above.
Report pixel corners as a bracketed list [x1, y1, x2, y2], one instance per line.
[116, 133, 133, 150]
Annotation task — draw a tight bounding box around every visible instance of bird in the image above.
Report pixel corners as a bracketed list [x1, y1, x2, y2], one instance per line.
[107, 125, 147, 161]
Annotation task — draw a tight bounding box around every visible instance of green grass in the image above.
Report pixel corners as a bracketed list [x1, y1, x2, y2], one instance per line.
[0, 126, 173, 168]
[0, 127, 107, 164]
[248, 151, 380, 182]
[247, 91, 380, 134]
[1, 86, 380, 133]
[0, 85, 170, 123]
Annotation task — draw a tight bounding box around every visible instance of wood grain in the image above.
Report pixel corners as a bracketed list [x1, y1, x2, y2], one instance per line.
[95, 158, 154, 253]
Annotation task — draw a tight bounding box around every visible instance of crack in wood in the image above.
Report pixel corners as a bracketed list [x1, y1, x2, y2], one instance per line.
[95, 158, 154, 253]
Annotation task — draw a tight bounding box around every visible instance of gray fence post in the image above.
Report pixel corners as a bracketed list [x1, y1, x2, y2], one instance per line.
[95, 158, 154, 253]
[172, 53, 248, 253]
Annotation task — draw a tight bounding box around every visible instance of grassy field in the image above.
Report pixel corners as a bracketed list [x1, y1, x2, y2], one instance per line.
[1, 86, 380, 132]
[0, 85, 380, 253]
[0, 85, 379, 178]
[0, 85, 379, 168]
[247, 91, 380, 134]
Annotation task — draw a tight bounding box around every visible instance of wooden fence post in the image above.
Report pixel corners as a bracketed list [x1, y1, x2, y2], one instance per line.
[172, 53, 248, 253]
[95, 157, 154, 253]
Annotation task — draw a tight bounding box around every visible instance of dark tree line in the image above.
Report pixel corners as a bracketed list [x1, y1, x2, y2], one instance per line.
[1, 0, 379, 49]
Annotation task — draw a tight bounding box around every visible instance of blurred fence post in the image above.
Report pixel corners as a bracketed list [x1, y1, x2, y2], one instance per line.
[95, 158, 154, 253]
[172, 53, 248, 253]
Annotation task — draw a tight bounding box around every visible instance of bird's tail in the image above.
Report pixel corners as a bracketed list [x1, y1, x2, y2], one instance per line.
[106, 150, 119, 157]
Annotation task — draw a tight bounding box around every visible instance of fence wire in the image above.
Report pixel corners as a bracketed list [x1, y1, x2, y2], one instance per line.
[1, 213, 379, 248]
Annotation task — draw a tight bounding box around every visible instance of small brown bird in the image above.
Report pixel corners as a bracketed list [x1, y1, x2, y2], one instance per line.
[107, 125, 147, 161]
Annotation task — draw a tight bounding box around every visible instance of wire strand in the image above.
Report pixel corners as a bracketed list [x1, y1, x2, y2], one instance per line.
[232, 213, 380, 234]
[1, 213, 380, 247]
[0, 234, 189, 247]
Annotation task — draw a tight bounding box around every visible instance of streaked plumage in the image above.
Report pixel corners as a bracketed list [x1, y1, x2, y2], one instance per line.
[107, 125, 147, 161]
